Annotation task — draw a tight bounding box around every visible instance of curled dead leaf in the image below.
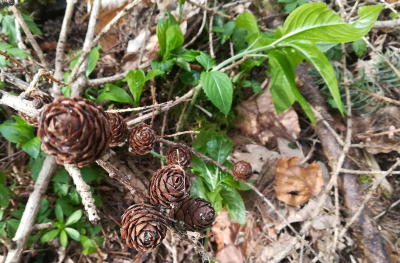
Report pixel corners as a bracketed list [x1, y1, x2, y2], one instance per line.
[273, 157, 323, 206]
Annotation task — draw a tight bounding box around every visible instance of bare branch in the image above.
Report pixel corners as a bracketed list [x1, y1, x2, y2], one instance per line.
[373, 19, 400, 28]
[0, 50, 32, 81]
[9, 6, 49, 71]
[0, 90, 39, 117]
[0, 233, 16, 250]
[185, 0, 234, 20]
[53, 0, 77, 97]
[0, 69, 29, 90]
[5, 156, 58, 263]
[64, 164, 100, 224]
[31, 222, 54, 232]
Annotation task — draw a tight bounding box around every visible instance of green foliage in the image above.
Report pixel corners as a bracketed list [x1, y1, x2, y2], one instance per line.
[390, 12, 399, 19]
[278, 0, 307, 13]
[0, 42, 30, 67]
[0, 116, 41, 158]
[190, 131, 246, 225]
[200, 72, 233, 116]
[70, 46, 101, 77]
[196, 52, 216, 71]
[352, 39, 366, 58]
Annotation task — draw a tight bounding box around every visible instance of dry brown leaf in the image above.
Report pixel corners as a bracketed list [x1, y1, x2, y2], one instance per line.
[236, 87, 300, 144]
[273, 157, 324, 206]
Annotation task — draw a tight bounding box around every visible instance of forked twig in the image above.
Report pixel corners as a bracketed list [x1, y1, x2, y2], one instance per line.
[0, 50, 32, 81]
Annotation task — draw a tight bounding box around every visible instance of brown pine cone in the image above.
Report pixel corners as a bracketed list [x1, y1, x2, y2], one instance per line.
[38, 97, 112, 167]
[121, 204, 166, 251]
[19, 92, 53, 127]
[165, 144, 192, 168]
[170, 197, 215, 231]
[107, 113, 128, 147]
[233, 161, 252, 181]
[128, 123, 156, 155]
[149, 165, 191, 207]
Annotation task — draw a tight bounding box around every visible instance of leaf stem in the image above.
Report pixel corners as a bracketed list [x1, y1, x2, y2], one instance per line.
[150, 150, 166, 161]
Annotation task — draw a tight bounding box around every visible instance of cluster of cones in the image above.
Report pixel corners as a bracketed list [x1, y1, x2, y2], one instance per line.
[31, 95, 253, 251]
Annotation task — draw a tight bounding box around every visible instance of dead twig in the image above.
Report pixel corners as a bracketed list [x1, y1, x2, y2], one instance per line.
[185, 0, 234, 20]
[0, 50, 32, 81]
[158, 131, 200, 138]
[9, 6, 49, 71]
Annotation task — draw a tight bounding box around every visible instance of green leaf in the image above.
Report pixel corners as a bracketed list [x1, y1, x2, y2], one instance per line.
[192, 156, 218, 189]
[41, 229, 60, 243]
[60, 230, 68, 247]
[93, 236, 104, 246]
[206, 187, 223, 211]
[126, 69, 145, 104]
[7, 219, 20, 238]
[54, 182, 69, 197]
[232, 28, 247, 51]
[21, 13, 42, 35]
[180, 49, 201, 62]
[38, 198, 49, 215]
[52, 169, 69, 183]
[151, 59, 175, 71]
[22, 137, 41, 158]
[268, 50, 296, 113]
[200, 71, 233, 116]
[145, 69, 165, 81]
[353, 38, 366, 57]
[56, 197, 75, 217]
[290, 78, 316, 125]
[86, 46, 100, 77]
[284, 2, 298, 13]
[0, 116, 34, 144]
[284, 40, 343, 115]
[157, 18, 169, 57]
[0, 173, 5, 185]
[174, 57, 191, 71]
[0, 185, 10, 209]
[205, 133, 234, 163]
[166, 24, 184, 57]
[65, 227, 81, 241]
[315, 42, 338, 53]
[236, 12, 259, 42]
[30, 156, 43, 181]
[280, 3, 383, 43]
[196, 52, 216, 71]
[190, 176, 209, 199]
[65, 209, 83, 227]
[180, 70, 200, 85]
[55, 204, 64, 223]
[2, 15, 16, 45]
[68, 189, 81, 205]
[221, 21, 236, 44]
[390, 12, 399, 19]
[97, 84, 134, 105]
[220, 185, 246, 225]
[80, 167, 99, 183]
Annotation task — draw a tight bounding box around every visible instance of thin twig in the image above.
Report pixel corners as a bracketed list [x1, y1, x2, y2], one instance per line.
[183, 5, 207, 48]
[0, 233, 15, 250]
[5, 156, 58, 263]
[107, 101, 173, 113]
[339, 158, 400, 238]
[339, 169, 400, 175]
[65, 164, 100, 224]
[0, 50, 32, 81]
[373, 198, 400, 220]
[354, 87, 400, 107]
[357, 128, 400, 140]
[185, 0, 234, 20]
[9, 6, 49, 71]
[138, 3, 155, 67]
[96, 158, 149, 202]
[220, 56, 248, 73]
[176, 100, 189, 132]
[31, 223, 53, 232]
[13, 0, 29, 82]
[69, 0, 143, 84]
[351, 143, 400, 151]
[209, 0, 216, 59]
[53, 0, 77, 97]
[158, 131, 200, 138]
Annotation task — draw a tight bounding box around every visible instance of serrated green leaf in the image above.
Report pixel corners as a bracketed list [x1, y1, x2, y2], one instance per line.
[97, 84, 134, 105]
[220, 184, 246, 225]
[41, 229, 60, 243]
[192, 156, 218, 189]
[54, 182, 69, 197]
[60, 230, 68, 247]
[65, 210, 83, 227]
[221, 21, 236, 44]
[206, 187, 223, 211]
[196, 52, 216, 71]
[283, 40, 343, 115]
[179, 70, 200, 85]
[65, 227, 81, 241]
[200, 71, 233, 116]
[126, 69, 145, 105]
[22, 137, 41, 158]
[55, 204, 64, 223]
[190, 176, 209, 199]
[0, 116, 34, 144]
[179, 49, 200, 62]
[280, 3, 383, 43]
[0, 185, 10, 209]
[353, 38, 366, 57]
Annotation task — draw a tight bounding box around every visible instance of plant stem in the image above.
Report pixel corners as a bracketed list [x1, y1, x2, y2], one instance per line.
[203, 228, 210, 249]
[150, 150, 166, 161]
[175, 87, 203, 140]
